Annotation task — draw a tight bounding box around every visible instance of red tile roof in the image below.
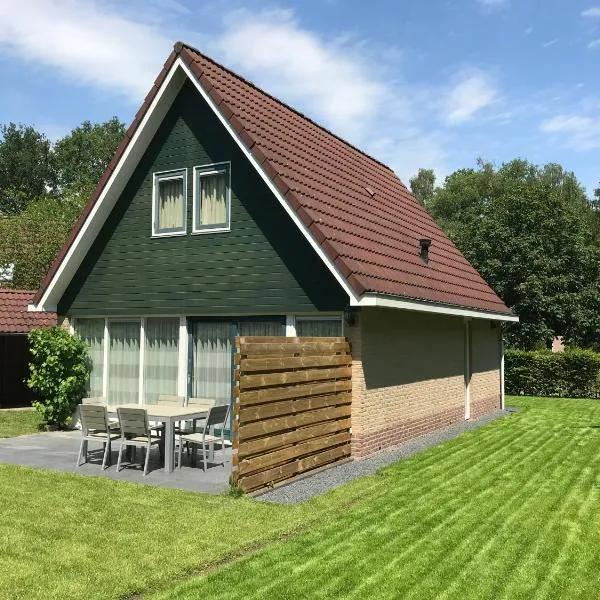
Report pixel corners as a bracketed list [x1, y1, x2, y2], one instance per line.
[35, 42, 513, 317]
[0, 289, 56, 333]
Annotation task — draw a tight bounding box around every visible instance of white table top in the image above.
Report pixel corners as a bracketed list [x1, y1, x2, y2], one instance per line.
[106, 402, 213, 419]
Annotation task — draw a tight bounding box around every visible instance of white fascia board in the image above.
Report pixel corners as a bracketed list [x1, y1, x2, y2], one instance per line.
[354, 293, 519, 322]
[176, 58, 360, 305]
[30, 65, 186, 312]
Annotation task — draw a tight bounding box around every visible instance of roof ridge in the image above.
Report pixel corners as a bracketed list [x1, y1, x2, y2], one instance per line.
[174, 41, 396, 176]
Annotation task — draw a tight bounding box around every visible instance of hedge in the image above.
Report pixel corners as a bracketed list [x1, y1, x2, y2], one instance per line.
[505, 348, 600, 398]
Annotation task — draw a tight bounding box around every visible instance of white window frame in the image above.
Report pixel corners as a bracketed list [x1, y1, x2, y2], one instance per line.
[152, 168, 187, 237]
[192, 162, 231, 234]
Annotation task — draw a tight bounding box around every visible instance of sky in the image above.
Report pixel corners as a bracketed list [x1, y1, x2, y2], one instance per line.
[0, 0, 599, 194]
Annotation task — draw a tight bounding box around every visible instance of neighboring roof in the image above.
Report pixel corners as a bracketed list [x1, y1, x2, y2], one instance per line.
[34, 42, 514, 319]
[0, 289, 56, 333]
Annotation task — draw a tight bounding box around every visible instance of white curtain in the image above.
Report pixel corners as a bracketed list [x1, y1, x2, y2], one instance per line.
[158, 178, 184, 230]
[144, 318, 179, 405]
[76, 318, 104, 397]
[296, 319, 343, 337]
[191, 321, 231, 406]
[199, 172, 227, 226]
[107, 322, 140, 406]
[238, 320, 282, 336]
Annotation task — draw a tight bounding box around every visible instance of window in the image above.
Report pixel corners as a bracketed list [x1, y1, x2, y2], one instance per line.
[107, 321, 140, 406]
[153, 169, 186, 236]
[296, 317, 343, 337]
[193, 163, 230, 233]
[75, 318, 105, 397]
[144, 318, 179, 405]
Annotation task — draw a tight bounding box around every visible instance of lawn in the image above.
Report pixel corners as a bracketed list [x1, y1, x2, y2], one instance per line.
[1, 396, 599, 600]
[154, 397, 600, 600]
[0, 409, 42, 438]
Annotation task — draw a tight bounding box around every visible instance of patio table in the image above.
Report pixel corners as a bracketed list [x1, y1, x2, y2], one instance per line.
[107, 402, 213, 473]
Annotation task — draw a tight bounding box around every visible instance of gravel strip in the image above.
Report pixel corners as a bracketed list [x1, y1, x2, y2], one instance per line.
[258, 407, 517, 504]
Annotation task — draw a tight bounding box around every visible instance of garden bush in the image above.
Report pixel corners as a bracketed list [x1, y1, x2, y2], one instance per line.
[505, 347, 600, 398]
[27, 326, 91, 428]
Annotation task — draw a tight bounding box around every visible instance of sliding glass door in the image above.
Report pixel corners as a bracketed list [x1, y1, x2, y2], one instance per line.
[75, 318, 105, 397]
[190, 321, 232, 406]
[107, 321, 140, 406]
[144, 318, 179, 404]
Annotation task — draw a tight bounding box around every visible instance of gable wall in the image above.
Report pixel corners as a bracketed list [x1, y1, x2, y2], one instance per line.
[58, 80, 347, 316]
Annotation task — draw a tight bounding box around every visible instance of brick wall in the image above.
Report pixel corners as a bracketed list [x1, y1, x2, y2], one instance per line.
[349, 308, 501, 457]
[470, 320, 502, 418]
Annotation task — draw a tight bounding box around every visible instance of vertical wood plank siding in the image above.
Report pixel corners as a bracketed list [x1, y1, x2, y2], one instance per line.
[58, 81, 347, 316]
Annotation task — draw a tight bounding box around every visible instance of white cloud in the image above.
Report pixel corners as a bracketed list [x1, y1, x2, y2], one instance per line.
[214, 10, 386, 139]
[540, 114, 600, 150]
[0, 0, 172, 101]
[589, 39, 600, 48]
[582, 7, 600, 17]
[542, 38, 559, 48]
[443, 70, 497, 125]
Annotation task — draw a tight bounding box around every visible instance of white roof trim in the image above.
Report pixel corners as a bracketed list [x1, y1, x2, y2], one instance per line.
[30, 54, 516, 323]
[353, 293, 519, 322]
[30, 64, 186, 312]
[176, 58, 359, 304]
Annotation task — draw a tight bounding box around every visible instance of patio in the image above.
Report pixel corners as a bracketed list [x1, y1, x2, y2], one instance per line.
[0, 430, 231, 493]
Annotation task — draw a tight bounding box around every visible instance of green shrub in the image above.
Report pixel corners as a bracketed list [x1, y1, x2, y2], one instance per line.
[27, 326, 91, 428]
[505, 347, 600, 398]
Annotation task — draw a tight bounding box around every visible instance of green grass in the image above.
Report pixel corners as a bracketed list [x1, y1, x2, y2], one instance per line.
[0, 465, 337, 600]
[2, 396, 600, 600]
[0, 409, 42, 437]
[152, 396, 600, 599]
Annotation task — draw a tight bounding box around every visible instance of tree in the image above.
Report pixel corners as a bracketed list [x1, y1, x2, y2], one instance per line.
[0, 117, 125, 288]
[0, 194, 84, 289]
[0, 123, 55, 214]
[409, 168, 436, 208]
[428, 159, 600, 350]
[53, 117, 125, 200]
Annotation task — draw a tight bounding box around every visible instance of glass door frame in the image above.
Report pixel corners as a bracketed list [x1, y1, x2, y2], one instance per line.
[186, 316, 286, 438]
[106, 317, 142, 406]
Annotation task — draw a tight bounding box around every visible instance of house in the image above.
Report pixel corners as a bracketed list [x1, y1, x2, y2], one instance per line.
[29, 42, 517, 457]
[0, 289, 56, 408]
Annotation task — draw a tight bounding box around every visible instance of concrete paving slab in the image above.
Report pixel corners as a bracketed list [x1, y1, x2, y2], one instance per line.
[0, 430, 231, 494]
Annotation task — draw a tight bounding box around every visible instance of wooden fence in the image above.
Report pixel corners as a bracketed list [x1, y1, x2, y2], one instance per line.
[231, 336, 352, 494]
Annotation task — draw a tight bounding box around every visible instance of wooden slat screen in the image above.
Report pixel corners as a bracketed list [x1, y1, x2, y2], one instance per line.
[231, 336, 352, 493]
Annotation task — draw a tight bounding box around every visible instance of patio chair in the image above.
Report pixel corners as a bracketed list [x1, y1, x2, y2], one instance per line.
[116, 408, 164, 476]
[153, 394, 186, 434]
[82, 396, 119, 429]
[177, 404, 229, 471]
[179, 397, 216, 458]
[77, 404, 120, 470]
[179, 397, 215, 433]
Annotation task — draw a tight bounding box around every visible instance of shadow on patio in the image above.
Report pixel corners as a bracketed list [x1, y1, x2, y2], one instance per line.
[0, 430, 231, 494]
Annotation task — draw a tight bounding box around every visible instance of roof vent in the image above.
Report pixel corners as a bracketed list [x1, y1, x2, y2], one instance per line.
[419, 239, 431, 265]
[364, 186, 375, 197]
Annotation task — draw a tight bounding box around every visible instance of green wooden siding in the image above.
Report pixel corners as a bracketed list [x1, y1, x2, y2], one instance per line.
[59, 80, 347, 316]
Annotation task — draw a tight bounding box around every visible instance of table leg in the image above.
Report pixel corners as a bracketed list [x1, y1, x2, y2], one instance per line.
[164, 419, 174, 473]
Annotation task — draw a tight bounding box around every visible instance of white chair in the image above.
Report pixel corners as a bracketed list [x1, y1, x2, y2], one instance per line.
[116, 408, 164, 476]
[178, 404, 229, 471]
[82, 396, 119, 429]
[77, 404, 120, 470]
[179, 397, 216, 459]
[179, 397, 215, 434]
[153, 394, 185, 432]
